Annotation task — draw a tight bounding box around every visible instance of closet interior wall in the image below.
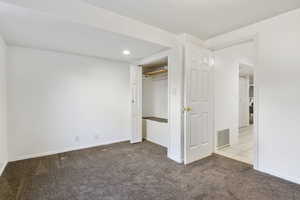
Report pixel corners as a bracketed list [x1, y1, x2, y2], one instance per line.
[141, 59, 169, 148]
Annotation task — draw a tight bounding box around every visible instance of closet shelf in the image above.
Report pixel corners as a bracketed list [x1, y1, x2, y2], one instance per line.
[143, 117, 168, 123]
[143, 69, 168, 76]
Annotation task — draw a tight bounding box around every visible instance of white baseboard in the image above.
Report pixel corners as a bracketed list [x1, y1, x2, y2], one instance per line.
[0, 161, 8, 176]
[257, 167, 300, 185]
[168, 153, 183, 163]
[9, 139, 129, 162]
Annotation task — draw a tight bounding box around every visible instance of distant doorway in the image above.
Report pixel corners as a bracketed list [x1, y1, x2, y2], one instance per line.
[216, 64, 254, 164]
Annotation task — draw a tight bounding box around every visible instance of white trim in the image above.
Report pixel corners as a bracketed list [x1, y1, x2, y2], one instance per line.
[0, 161, 7, 176]
[9, 44, 131, 64]
[257, 167, 300, 185]
[252, 35, 260, 170]
[209, 37, 255, 51]
[9, 139, 129, 162]
[177, 33, 205, 47]
[168, 153, 183, 163]
[167, 45, 184, 163]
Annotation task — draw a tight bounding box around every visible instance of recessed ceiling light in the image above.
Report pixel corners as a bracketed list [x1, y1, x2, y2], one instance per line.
[122, 50, 131, 55]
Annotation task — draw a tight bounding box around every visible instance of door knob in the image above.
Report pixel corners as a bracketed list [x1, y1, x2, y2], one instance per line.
[184, 107, 192, 112]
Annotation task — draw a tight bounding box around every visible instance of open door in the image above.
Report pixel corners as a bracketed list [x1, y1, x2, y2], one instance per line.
[184, 43, 214, 164]
[130, 65, 142, 143]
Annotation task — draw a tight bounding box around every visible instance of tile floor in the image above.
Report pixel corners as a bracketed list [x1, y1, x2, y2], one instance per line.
[216, 125, 254, 164]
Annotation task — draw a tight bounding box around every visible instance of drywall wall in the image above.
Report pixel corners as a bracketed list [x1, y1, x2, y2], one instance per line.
[206, 8, 300, 184]
[7, 46, 130, 161]
[142, 75, 168, 119]
[0, 35, 7, 175]
[214, 42, 254, 146]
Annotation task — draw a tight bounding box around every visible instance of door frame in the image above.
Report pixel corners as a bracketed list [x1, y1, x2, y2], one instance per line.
[210, 34, 259, 169]
[130, 46, 184, 163]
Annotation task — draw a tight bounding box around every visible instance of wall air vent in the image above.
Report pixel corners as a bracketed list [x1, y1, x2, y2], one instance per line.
[217, 129, 230, 149]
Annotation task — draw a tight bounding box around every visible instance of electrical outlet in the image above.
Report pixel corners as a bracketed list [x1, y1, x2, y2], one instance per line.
[75, 136, 80, 142]
[94, 134, 99, 140]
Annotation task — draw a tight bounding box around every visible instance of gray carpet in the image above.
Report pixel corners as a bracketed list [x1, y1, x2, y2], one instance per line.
[0, 141, 299, 200]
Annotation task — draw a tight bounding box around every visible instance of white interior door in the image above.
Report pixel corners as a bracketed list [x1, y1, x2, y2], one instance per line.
[239, 77, 250, 128]
[184, 43, 213, 164]
[130, 65, 142, 143]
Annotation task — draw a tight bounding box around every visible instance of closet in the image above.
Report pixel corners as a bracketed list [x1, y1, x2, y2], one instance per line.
[141, 57, 169, 148]
[130, 42, 212, 164]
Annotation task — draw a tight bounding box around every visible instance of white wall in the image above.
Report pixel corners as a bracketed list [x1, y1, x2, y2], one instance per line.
[7, 46, 130, 161]
[206, 8, 300, 184]
[0, 35, 7, 174]
[142, 75, 168, 119]
[214, 42, 254, 145]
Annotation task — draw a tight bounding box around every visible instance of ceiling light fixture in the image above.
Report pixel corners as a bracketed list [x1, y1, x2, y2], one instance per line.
[122, 50, 131, 55]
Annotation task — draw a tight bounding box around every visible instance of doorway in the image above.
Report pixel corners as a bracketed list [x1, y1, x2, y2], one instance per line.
[213, 40, 257, 165]
[130, 48, 184, 163]
[216, 64, 254, 164]
[142, 57, 169, 148]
